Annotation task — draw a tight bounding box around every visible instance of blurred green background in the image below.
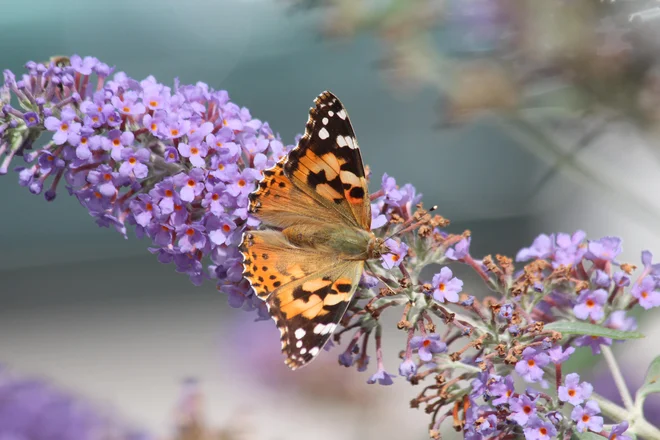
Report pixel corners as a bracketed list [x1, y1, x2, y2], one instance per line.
[1, 0, 659, 437]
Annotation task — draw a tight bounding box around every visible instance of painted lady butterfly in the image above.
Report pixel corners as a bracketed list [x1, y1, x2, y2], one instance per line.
[239, 91, 388, 369]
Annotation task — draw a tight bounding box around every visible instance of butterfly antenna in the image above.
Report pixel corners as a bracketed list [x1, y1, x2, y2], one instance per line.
[383, 205, 438, 242]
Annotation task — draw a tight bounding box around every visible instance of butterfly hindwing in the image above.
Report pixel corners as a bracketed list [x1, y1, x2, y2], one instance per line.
[267, 259, 364, 370]
[284, 91, 371, 230]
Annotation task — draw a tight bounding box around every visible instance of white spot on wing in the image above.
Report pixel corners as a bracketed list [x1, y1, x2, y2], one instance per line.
[336, 136, 347, 147]
[346, 136, 356, 149]
[309, 347, 320, 357]
[337, 109, 347, 120]
[296, 340, 303, 348]
[322, 117, 328, 125]
[295, 328, 306, 339]
[328, 111, 334, 117]
[300, 348, 307, 354]
[318, 127, 329, 140]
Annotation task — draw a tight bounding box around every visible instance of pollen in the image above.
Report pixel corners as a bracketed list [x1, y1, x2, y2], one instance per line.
[391, 254, 400, 262]
[128, 157, 137, 164]
[218, 164, 225, 171]
[122, 106, 130, 113]
[164, 189, 173, 197]
[523, 405, 532, 414]
[582, 414, 590, 423]
[187, 179, 195, 187]
[568, 389, 576, 397]
[527, 359, 535, 367]
[170, 129, 179, 136]
[212, 194, 220, 201]
[149, 100, 158, 107]
[238, 179, 246, 187]
[222, 224, 231, 232]
[641, 291, 649, 299]
[113, 139, 121, 146]
[586, 299, 595, 307]
[103, 173, 112, 181]
[60, 123, 69, 131]
[151, 123, 158, 131]
[145, 203, 153, 211]
[185, 228, 195, 236]
[438, 283, 446, 291]
[422, 339, 431, 347]
[46, 155, 54, 162]
[190, 147, 199, 155]
[539, 428, 547, 436]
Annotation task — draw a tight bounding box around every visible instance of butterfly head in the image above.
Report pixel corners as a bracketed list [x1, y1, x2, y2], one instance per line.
[367, 235, 389, 260]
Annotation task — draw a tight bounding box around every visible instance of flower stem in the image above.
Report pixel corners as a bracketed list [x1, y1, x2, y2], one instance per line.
[601, 345, 634, 412]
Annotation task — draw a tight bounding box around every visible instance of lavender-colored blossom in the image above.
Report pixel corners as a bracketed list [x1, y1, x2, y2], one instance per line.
[609, 421, 632, 440]
[106, 129, 135, 160]
[431, 267, 463, 303]
[547, 345, 574, 364]
[573, 289, 607, 321]
[490, 375, 515, 406]
[631, 276, 660, 310]
[87, 164, 123, 197]
[575, 335, 612, 355]
[587, 236, 622, 262]
[177, 223, 206, 252]
[553, 230, 587, 267]
[178, 142, 209, 167]
[641, 250, 660, 277]
[225, 168, 260, 198]
[44, 106, 81, 145]
[175, 169, 206, 202]
[515, 347, 549, 383]
[523, 416, 557, 440]
[410, 334, 447, 362]
[571, 400, 604, 433]
[613, 271, 631, 287]
[591, 269, 611, 288]
[119, 147, 150, 179]
[381, 238, 408, 269]
[367, 368, 395, 386]
[605, 310, 637, 333]
[508, 394, 537, 426]
[381, 172, 402, 204]
[499, 303, 513, 321]
[516, 233, 553, 261]
[445, 236, 471, 260]
[558, 373, 593, 405]
[398, 358, 417, 379]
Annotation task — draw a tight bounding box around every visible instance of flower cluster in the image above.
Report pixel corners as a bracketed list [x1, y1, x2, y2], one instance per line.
[2, 56, 659, 440]
[0, 55, 292, 318]
[0, 365, 150, 439]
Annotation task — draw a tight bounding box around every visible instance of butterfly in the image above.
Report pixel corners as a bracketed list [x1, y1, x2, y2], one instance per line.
[239, 91, 388, 370]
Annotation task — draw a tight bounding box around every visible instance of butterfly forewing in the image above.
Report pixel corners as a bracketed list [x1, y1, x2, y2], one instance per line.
[241, 91, 373, 369]
[285, 91, 371, 230]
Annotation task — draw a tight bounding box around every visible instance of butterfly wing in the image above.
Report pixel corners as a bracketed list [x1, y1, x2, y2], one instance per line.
[240, 230, 363, 369]
[284, 91, 371, 231]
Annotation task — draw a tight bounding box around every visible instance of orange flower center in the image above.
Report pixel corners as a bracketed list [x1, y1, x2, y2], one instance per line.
[582, 414, 590, 423]
[539, 427, 547, 436]
[187, 179, 195, 187]
[60, 123, 69, 131]
[190, 147, 199, 155]
[149, 100, 158, 107]
[422, 339, 431, 347]
[151, 123, 158, 131]
[128, 157, 136, 165]
[145, 203, 153, 211]
[186, 228, 194, 236]
[527, 359, 535, 367]
[568, 389, 576, 397]
[112, 139, 121, 146]
[238, 179, 246, 187]
[391, 254, 400, 262]
[641, 291, 649, 299]
[222, 224, 231, 232]
[122, 106, 130, 113]
[164, 189, 173, 197]
[586, 299, 595, 307]
[170, 129, 179, 136]
[523, 405, 532, 414]
[103, 173, 112, 181]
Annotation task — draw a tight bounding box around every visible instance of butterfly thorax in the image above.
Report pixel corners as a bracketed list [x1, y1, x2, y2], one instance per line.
[282, 224, 384, 261]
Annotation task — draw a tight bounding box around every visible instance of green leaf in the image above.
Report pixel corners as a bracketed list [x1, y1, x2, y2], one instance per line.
[572, 432, 607, 440]
[637, 355, 660, 402]
[544, 321, 645, 340]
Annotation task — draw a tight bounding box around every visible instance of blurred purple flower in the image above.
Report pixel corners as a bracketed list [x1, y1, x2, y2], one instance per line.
[571, 400, 604, 433]
[432, 267, 463, 303]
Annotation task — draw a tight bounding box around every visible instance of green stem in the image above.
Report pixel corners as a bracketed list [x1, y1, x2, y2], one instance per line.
[591, 393, 660, 439]
[601, 345, 634, 412]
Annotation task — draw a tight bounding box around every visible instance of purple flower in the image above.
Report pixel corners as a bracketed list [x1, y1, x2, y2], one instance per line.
[178, 142, 208, 167]
[87, 164, 122, 197]
[631, 276, 660, 310]
[150, 180, 180, 215]
[410, 334, 447, 362]
[37, 151, 65, 174]
[176, 223, 206, 253]
[431, 267, 463, 303]
[523, 416, 557, 440]
[445, 236, 471, 260]
[571, 400, 604, 433]
[490, 375, 515, 406]
[44, 107, 81, 145]
[641, 250, 660, 277]
[119, 147, 150, 179]
[129, 194, 160, 228]
[111, 90, 146, 116]
[70, 54, 98, 75]
[509, 394, 537, 426]
[23, 111, 39, 127]
[515, 347, 549, 383]
[553, 230, 587, 267]
[106, 129, 135, 160]
[605, 311, 637, 333]
[558, 373, 593, 405]
[609, 421, 632, 440]
[499, 303, 513, 321]
[367, 368, 395, 385]
[591, 270, 611, 288]
[575, 335, 612, 355]
[573, 289, 607, 321]
[516, 233, 553, 261]
[381, 172, 402, 204]
[613, 271, 631, 287]
[164, 146, 180, 163]
[207, 215, 237, 246]
[587, 236, 622, 262]
[175, 169, 206, 202]
[226, 168, 260, 198]
[381, 238, 408, 270]
[398, 359, 417, 379]
[548, 345, 575, 364]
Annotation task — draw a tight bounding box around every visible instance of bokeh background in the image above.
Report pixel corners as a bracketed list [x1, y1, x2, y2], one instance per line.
[1, 0, 660, 438]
